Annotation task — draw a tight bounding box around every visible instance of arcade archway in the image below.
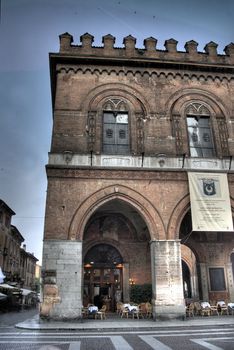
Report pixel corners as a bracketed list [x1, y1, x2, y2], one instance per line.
[180, 211, 200, 300]
[182, 260, 192, 298]
[82, 198, 151, 311]
[84, 244, 123, 311]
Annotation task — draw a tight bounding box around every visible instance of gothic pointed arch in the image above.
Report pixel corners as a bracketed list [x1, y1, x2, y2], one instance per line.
[168, 193, 234, 239]
[166, 88, 230, 117]
[167, 193, 191, 240]
[81, 83, 150, 114]
[68, 184, 165, 241]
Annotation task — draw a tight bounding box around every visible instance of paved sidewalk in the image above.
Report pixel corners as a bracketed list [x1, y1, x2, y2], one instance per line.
[0, 308, 38, 327]
[16, 313, 234, 330]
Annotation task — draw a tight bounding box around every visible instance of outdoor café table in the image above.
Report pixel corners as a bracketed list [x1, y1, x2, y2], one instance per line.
[228, 303, 234, 315]
[88, 305, 98, 318]
[124, 303, 138, 311]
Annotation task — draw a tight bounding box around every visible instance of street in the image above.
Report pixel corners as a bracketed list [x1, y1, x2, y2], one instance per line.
[0, 310, 234, 349]
[1, 326, 234, 350]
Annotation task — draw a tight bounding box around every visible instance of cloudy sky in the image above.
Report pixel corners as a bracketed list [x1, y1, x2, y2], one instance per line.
[0, 0, 233, 264]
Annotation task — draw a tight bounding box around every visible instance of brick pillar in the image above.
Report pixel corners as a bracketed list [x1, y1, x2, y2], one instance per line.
[41, 240, 83, 320]
[191, 269, 199, 300]
[150, 240, 185, 320]
[199, 263, 209, 301]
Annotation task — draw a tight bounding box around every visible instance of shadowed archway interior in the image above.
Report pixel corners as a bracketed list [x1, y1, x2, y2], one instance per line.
[82, 198, 151, 310]
[84, 244, 123, 267]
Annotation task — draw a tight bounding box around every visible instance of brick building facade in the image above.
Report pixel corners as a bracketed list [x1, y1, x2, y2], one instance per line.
[0, 199, 38, 289]
[41, 32, 234, 320]
[0, 200, 23, 281]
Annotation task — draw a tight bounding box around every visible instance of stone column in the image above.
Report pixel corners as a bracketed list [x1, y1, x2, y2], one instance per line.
[199, 263, 209, 301]
[41, 240, 83, 320]
[226, 263, 234, 301]
[150, 240, 185, 320]
[122, 263, 130, 303]
[191, 270, 199, 300]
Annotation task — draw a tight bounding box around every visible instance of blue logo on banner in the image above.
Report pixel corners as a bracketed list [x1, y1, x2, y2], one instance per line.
[203, 180, 216, 196]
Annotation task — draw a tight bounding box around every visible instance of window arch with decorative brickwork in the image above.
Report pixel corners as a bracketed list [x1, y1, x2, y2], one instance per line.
[186, 102, 216, 157]
[169, 91, 230, 158]
[84, 84, 149, 156]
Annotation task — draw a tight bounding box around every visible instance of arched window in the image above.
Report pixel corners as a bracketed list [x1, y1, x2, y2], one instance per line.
[102, 99, 130, 155]
[186, 103, 216, 157]
[84, 244, 123, 267]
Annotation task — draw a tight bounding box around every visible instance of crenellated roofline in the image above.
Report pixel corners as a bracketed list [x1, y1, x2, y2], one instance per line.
[57, 32, 234, 64]
[49, 33, 234, 110]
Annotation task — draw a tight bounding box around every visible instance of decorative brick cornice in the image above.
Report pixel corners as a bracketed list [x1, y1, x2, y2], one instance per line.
[46, 166, 187, 181]
[56, 63, 234, 83]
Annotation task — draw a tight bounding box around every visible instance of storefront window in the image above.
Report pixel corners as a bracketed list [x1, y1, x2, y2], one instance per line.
[103, 269, 111, 282]
[93, 269, 101, 282]
[209, 267, 226, 291]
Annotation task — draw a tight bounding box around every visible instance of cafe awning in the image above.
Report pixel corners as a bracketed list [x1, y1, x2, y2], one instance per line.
[21, 288, 36, 296]
[0, 292, 7, 300]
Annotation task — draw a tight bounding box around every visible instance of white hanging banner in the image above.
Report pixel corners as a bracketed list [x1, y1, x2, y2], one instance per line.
[188, 172, 233, 231]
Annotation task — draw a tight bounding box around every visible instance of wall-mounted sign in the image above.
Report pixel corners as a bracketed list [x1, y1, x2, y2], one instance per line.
[188, 172, 233, 231]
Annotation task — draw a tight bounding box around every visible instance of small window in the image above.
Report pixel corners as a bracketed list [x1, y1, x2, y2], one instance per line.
[209, 267, 226, 291]
[5, 215, 11, 228]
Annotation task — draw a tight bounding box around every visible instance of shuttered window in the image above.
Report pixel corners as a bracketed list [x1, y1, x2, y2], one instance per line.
[187, 116, 215, 157]
[186, 103, 216, 158]
[103, 112, 129, 154]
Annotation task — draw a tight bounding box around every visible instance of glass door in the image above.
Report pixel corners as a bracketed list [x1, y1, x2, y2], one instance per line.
[83, 267, 122, 311]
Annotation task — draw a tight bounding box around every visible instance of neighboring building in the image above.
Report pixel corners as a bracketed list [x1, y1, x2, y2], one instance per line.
[35, 263, 41, 280]
[20, 244, 39, 289]
[41, 32, 234, 320]
[0, 199, 38, 289]
[0, 200, 24, 281]
[35, 263, 42, 294]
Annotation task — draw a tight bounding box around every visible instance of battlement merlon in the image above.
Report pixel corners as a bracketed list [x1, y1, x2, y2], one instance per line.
[58, 32, 234, 65]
